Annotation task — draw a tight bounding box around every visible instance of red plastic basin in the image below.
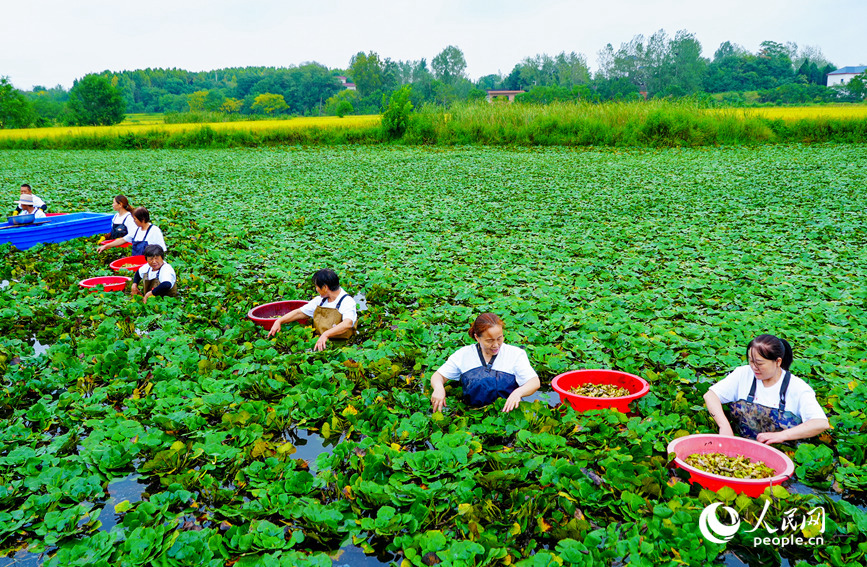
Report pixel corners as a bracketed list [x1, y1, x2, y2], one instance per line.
[667, 434, 795, 497]
[552, 369, 650, 413]
[247, 300, 309, 330]
[79, 276, 131, 292]
[110, 255, 146, 272]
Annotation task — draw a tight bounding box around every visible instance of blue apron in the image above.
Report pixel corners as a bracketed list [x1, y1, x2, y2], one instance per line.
[726, 370, 802, 439]
[109, 215, 129, 240]
[459, 344, 519, 407]
[130, 225, 152, 256]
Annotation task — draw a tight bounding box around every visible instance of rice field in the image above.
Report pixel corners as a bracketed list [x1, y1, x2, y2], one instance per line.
[735, 105, 867, 120]
[0, 115, 381, 140]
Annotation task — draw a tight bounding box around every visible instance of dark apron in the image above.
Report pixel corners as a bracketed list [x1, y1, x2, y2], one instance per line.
[459, 344, 519, 407]
[312, 294, 354, 339]
[141, 266, 178, 297]
[130, 225, 152, 256]
[109, 215, 129, 239]
[726, 371, 802, 439]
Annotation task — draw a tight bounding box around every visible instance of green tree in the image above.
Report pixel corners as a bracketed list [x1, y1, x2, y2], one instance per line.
[67, 74, 125, 126]
[251, 93, 288, 115]
[381, 85, 413, 139]
[348, 52, 384, 98]
[432, 45, 467, 84]
[0, 76, 35, 128]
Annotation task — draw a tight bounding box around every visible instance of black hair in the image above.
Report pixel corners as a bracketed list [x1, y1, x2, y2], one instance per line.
[20, 183, 32, 191]
[747, 334, 793, 371]
[132, 207, 151, 224]
[312, 269, 340, 291]
[143, 244, 165, 260]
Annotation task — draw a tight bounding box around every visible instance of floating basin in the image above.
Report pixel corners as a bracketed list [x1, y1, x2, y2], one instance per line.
[551, 369, 650, 413]
[667, 434, 795, 497]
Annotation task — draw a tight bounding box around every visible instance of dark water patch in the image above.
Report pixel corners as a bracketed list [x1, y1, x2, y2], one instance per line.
[523, 390, 559, 407]
[284, 429, 339, 476]
[332, 542, 396, 566]
[95, 474, 149, 532]
[0, 549, 46, 567]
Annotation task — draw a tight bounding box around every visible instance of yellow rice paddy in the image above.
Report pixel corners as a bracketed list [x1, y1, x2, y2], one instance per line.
[0, 115, 381, 140]
[725, 105, 867, 121]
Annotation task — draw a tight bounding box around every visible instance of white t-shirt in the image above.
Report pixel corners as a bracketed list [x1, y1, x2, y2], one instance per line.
[30, 195, 45, 208]
[136, 262, 176, 287]
[124, 223, 167, 252]
[710, 365, 827, 423]
[437, 344, 538, 386]
[299, 289, 357, 323]
[112, 211, 137, 235]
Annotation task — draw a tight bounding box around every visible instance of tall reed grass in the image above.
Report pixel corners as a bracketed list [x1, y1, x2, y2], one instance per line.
[404, 100, 867, 146]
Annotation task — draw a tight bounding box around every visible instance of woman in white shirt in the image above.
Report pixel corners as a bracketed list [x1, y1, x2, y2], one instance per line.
[704, 334, 830, 444]
[107, 195, 137, 240]
[430, 313, 540, 413]
[97, 207, 166, 255]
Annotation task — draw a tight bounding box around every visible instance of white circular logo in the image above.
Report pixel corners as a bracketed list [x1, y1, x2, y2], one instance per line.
[699, 503, 741, 544]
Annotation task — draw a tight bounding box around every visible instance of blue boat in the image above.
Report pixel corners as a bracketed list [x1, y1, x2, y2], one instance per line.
[0, 213, 112, 251]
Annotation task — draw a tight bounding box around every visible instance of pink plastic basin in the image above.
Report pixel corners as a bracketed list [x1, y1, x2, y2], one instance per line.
[110, 255, 146, 272]
[667, 434, 795, 497]
[552, 369, 650, 413]
[79, 276, 131, 292]
[247, 300, 309, 330]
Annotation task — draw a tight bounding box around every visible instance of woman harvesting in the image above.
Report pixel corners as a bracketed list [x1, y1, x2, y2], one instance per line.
[703, 334, 830, 444]
[430, 313, 540, 413]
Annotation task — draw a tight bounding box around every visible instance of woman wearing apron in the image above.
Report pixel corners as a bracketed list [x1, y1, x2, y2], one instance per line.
[98, 207, 167, 255]
[430, 313, 540, 413]
[108, 195, 136, 241]
[704, 334, 830, 444]
[132, 245, 177, 303]
[267, 269, 357, 352]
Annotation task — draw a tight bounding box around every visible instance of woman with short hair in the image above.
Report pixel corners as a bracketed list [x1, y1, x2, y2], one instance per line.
[430, 313, 540, 413]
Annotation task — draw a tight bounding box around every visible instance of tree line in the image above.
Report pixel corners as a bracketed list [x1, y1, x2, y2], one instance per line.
[1, 30, 865, 129]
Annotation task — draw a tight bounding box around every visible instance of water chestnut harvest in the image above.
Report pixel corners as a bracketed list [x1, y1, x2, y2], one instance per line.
[685, 452, 775, 479]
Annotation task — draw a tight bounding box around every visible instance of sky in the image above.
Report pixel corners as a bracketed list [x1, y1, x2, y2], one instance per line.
[2, 0, 864, 91]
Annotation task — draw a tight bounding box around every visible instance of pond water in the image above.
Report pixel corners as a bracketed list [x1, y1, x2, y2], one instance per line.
[30, 336, 50, 358]
[0, 280, 9, 290]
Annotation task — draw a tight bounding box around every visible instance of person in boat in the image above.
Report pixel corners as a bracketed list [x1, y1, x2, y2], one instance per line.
[97, 207, 166, 255]
[15, 184, 47, 214]
[430, 313, 540, 413]
[267, 268, 357, 352]
[14, 194, 47, 219]
[132, 245, 177, 303]
[107, 195, 136, 241]
[703, 334, 830, 444]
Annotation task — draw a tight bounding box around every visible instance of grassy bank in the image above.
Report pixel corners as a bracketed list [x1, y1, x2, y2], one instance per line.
[403, 101, 867, 146]
[2, 101, 867, 149]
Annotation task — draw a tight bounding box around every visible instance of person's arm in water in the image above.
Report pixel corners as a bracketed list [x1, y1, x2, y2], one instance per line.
[430, 371, 448, 413]
[313, 317, 354, 351]
[267, 308, 308, 337]
[703, 390, 735, 436]
[756, 418, 830, 444]
[503, 376, 541, 413]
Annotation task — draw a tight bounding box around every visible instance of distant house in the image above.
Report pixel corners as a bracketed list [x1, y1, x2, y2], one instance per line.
[826, 66, 867, 87]
[336, 76, 356, 91]
[486, 89, 525, 103]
